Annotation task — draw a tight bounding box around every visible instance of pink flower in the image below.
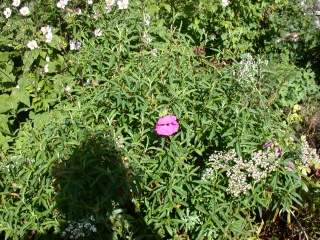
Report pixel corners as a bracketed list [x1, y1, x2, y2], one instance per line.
[155, 115, 179, 136]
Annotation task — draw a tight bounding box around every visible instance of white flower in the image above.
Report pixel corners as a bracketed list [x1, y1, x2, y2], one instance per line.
[27, 40, 39, 50]
[117, 0, 129, 10]
[75, 7, 82, 15]
[3, 8, 12, 18]
[64, 85, 72, 92]
[88, 0, 93, 4]
[221, 0, 230, 7]
[150, 48, 157, 56]
[45, 56, 50, 62]
[44, 64, 49, 73]
[40, 25, 53, 43]
[57, 0, 69, 9]
[94, 28, 103, 37]
[12, 0, 21, 7]
[69, 40, 81, 50]
[92, 12, 100, 19]
[105, 0, 116, 5]
[105, 0, 115, 12]
[19, 6, 30, 16]
[142, 32, 152, 44]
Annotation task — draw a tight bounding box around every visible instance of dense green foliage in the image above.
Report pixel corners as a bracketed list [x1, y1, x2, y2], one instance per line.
[1, 0, 320, 239]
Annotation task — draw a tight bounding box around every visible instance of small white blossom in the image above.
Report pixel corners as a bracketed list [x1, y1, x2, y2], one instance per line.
[27, 40, 39, 50]
[88, 0, 93, 4]
[150, 48, 158, 56]
[94, 28, 103, 37]
[19, 6, 30, 16]
[142, 32, 152, 44]
[45, 56, 50, 62]
[75, 7, 82, 15]
[64, 86, 72, 92]
[105, 0, 115, 12]
[92, 13, 99, 19]
[115, 135, 124, 149]
[40, 25, 53, 43]
[221, 0, 230, 7]
[57, 0, 69, 9]
[117, 0, 129, 10]
[44, 64, 49, 73]
[69, 40, 81, 50]
[12, 0, 21, 7]
[3, 8, 12, 18]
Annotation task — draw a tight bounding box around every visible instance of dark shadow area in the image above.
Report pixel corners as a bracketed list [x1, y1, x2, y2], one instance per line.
[31, 132, 159, 240]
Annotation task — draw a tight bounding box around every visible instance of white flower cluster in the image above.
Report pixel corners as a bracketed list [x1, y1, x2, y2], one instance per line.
[236, 53, 268, 86]
[115, 135, 124, 149]
[247, 150, 279, 182]
[238, 54, 257, 82]
[69, 40, 82, 51]
[61, 216, 97, 239]
[141, 13, 152, 45]
[300, 135, 320, 168]
[144, 13, 151, 27]
[203, 147, 280, 197]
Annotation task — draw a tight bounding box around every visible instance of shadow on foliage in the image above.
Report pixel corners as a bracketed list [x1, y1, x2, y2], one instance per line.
[33, 132, 159, 240]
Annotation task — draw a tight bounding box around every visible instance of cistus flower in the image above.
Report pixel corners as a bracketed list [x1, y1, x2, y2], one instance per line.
[27, 40, 39, 50]
[57, 0, 69, 9]
[117, 0, 129, 10]
[155, 115, 179, 136]
[221, 0, 230, 7]
[12, 0, 21, 7]
[41, 25, 53, 43]
[105, 0, 116, 12]
[3, 8, 12, 18]
[94, 28, 103, 37]
[69, 40, 81, 50]
[19, 6, 30, 16]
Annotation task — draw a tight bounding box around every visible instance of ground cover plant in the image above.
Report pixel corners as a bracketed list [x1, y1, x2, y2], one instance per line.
[1, 0, 320, 239]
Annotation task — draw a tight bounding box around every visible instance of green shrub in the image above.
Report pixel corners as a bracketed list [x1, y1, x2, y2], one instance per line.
[2, 27, 319, 238]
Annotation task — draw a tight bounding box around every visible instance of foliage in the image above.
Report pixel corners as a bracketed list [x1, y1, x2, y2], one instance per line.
[147, 0, 320, 61]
